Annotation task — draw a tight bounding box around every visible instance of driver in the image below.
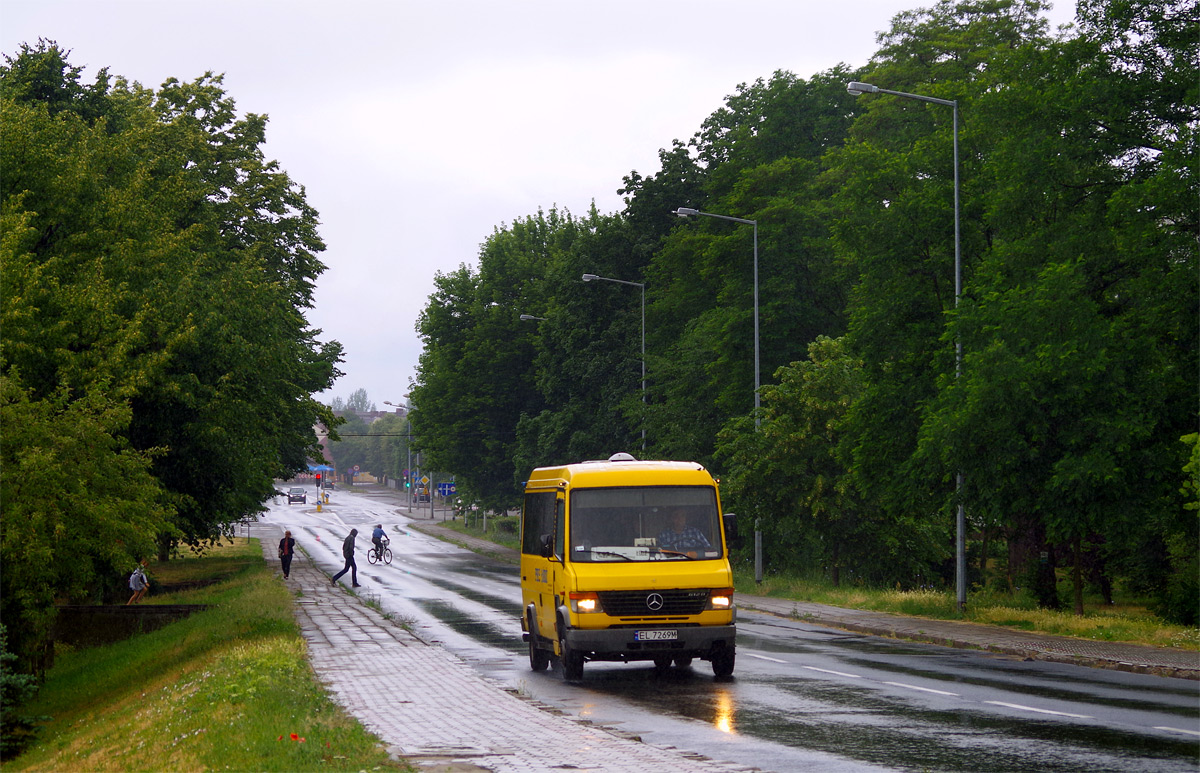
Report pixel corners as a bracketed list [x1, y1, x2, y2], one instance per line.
[656, 509, 711, 551]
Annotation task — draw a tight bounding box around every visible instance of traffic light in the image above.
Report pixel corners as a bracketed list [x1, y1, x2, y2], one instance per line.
[315, 473, 321, 488]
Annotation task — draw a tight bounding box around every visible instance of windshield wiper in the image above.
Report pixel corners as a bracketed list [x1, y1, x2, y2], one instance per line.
[655, 548, 697, 560]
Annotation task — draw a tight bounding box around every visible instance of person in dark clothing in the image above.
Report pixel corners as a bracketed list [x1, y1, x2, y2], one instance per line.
[371, 524, 387, 560]
[332, 528, 360, 586]
[278, 530, 296, 578]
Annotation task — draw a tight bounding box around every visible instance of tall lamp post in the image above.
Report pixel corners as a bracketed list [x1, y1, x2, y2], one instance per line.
[672, 207, 760, 428]
[846, 80, 965, 612]
[582, 273, 645, 449]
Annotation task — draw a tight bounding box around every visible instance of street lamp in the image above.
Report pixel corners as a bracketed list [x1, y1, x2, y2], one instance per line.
[673, 207, 760, 428]
[519, 314, 546, 322]
[847, 79, 965, 612]
[582, 272, 646, 449]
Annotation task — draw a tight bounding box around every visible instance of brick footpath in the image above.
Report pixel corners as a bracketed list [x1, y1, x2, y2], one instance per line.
[249, 522, 757, 773]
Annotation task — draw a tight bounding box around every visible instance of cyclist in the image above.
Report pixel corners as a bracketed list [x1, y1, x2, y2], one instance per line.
[371, 524, 388, 561]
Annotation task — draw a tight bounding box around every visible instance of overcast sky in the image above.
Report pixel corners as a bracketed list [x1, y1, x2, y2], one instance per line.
[3, 0, 1077, 408]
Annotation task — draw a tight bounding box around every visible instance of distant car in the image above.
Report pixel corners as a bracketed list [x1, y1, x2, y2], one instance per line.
[323, 482, 336, 490]
[287, 487, 307, 504]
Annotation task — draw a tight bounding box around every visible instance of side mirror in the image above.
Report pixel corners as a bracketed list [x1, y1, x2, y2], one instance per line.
[723, 512, 744, 550]
[539, 533, 554, 558]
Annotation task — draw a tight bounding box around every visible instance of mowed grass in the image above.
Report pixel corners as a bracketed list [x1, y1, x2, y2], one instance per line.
[735, 569, 1200, 651]
[8, 538, 411, 772]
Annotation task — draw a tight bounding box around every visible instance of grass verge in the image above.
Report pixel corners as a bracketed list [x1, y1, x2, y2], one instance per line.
[435, 515, 521, 554]
[7, 538, 412, 772]
[734, 569, 1200, 651]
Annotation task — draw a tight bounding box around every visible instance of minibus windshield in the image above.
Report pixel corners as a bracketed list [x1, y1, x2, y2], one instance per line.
[568, 486, 722, 562]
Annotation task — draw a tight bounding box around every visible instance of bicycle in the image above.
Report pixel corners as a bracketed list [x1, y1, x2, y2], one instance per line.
[367, 536, 392, 565]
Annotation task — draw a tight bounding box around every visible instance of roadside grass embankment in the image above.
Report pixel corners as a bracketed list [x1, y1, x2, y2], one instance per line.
[734, 569, 1200, 652]
[433, 512, 1197, 652]
[7, 538, 411, 772]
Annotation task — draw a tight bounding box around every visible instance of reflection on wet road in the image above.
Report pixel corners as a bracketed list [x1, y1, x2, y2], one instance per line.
[269, 497, 1200, 773]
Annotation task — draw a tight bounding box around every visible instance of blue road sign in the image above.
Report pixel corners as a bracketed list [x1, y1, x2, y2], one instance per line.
[437, 482, 457, 497]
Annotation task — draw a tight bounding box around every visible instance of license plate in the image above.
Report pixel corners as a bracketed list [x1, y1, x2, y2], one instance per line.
[635, 629, 678, 641]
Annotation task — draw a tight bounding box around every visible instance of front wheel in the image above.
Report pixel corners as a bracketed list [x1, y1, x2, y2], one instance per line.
[558, 628, 584, 682]
[528, 634, 550, 671]
[711, 646, 735, 678]
[382, 548, 392, 565]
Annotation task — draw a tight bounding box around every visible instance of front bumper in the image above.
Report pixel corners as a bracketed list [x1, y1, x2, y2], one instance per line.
[565, 624, 735, 661]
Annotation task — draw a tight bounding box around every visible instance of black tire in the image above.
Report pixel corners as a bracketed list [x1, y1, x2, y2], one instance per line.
[673, 657, 693, 668]
[711, 646, 735, 678]
[367, 548, 378, 565]
[382, 548, 392, 565]
[528, 633, 550, 671]
[558, 627, 584, 682]
[653, 656, 673, 672]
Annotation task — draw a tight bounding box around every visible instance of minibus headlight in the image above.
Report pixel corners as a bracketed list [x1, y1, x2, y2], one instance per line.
[569, 592, 601, 613]
[707, 589, 734, 610]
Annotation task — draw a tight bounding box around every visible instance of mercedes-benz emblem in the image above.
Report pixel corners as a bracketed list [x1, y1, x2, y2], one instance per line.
[645, 592, 664, 611]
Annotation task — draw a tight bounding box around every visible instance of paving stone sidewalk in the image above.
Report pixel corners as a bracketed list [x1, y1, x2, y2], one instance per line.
[249, 522, 756, 773]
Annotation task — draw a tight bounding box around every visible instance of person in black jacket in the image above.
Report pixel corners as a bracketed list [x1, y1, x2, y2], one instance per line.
[278, 530, 296, 578]
[332, 528, 360, 587]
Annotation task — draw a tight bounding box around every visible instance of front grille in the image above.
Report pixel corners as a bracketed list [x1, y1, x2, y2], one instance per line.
[597, 589, 710, 616]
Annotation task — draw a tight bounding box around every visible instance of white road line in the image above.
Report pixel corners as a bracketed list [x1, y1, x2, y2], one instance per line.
[883, 681, 959, 696]
[745, 653, 789, 664]
[985, 701, 1092, 719]
[1154, 726, 1200, 737]
[802, 666, 863, 679]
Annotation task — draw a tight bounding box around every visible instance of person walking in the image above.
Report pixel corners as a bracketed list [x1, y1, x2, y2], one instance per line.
[331, 528, 360, 587]
[278, 530, 296, 579]
[127, 560, 150, 604]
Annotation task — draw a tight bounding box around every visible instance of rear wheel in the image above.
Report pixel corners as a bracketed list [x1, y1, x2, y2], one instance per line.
[367, 548, 379, 565]
[653, 656, 673, 672]
[558, 627, 584, 682]
[673, 656, 693, 668]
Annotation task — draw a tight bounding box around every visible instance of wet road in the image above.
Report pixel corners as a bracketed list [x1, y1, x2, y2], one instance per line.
[266, 489, 1200, 772]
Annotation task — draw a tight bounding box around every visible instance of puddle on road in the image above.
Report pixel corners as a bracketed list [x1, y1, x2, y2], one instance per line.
[421, 576, 524, 619]
[413, 598, 525, 654]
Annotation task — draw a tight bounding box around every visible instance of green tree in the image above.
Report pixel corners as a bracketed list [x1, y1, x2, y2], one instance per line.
[830, 0, 1058, 589]
[515, 206, 650, 470]
[647, 68, 860, 465]
[411, 210, 575, 508]
[0, 41, 340, 666]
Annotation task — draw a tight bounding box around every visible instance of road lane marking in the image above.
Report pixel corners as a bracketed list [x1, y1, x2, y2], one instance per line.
[802, 666, 862, 679]
[1154, 726, 1200, 737]
[883, 681, 959, 696]
[746, 653, 789, 664]
[985, 701, 1092, 719]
